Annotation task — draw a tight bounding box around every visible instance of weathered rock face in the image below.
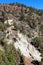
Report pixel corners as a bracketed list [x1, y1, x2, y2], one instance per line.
[3, 19, 42, 65]
[14, 31, 42, 62]
[0, 4, 21, 13]
[0, 3, 43, 65]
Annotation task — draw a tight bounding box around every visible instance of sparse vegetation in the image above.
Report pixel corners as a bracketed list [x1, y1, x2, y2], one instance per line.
[0, 3, 43, 65]
[40, 24, 43, 35]
[13, 22, 19, 30]
[0, 23, 8, 31]
[31, 37, 40, 48]
[0, 40, 25, 65]
[19, 13, 25, 21]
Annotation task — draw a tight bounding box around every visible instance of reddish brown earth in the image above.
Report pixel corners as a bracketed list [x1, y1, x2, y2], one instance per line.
[24, 57, 33, 65]
[0, 4, 21, 12]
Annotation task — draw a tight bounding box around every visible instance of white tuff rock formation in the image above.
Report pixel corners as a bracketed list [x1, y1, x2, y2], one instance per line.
[14, 31, 42, 62]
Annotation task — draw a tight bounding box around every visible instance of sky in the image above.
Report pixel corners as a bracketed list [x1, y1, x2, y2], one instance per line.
[0, 0, 43, 9]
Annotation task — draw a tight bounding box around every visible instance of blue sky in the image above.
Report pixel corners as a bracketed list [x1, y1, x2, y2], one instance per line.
[0, 0, 43, 9]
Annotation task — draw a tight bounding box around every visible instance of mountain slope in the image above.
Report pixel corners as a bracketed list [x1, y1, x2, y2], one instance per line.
[0, 3, 43, 65]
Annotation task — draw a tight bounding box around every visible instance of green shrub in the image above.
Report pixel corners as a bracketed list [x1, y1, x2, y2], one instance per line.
[31, 37, 41, 48]
[0, 43, 18, 65]
[17, 49, 25, 65]
[40, 25, 43, 35]
[19, 13, 25, 21]
[0, 23, 8, 31]
[13, 22, 19, 30]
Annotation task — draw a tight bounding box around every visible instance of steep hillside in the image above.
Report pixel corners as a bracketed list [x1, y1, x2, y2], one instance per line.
[0, 3, 43, 65]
